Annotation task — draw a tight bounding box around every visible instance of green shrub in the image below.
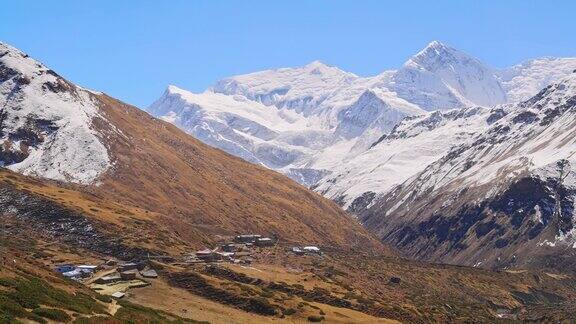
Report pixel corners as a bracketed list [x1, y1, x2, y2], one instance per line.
[94, 293, 112, 303]
[283, 308, 297, 316]
[0, 278, 18, 288]
[33, 307, 71, 322]
[259, 289, 274, 298]
[0, 275, 205, 324]
[0, 293, 28, 320]
[0, 276, 104, 317]
[307, 315, 325, 322]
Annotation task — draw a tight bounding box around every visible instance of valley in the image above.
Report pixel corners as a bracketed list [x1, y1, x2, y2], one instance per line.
[2, 32, 576, 323]
[2, 163, 576, 323]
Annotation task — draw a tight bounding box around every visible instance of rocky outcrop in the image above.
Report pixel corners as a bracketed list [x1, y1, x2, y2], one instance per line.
[0, 181, 150, 260]
[360, 74, 576, 273]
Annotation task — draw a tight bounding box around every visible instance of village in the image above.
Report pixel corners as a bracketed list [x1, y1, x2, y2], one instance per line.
[53, 234, 323, 300]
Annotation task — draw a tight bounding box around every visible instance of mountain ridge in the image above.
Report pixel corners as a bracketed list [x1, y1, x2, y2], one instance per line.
[360, 73, 576, 272]
[148, 40, 576, 189]
[0, 41, 387, 252]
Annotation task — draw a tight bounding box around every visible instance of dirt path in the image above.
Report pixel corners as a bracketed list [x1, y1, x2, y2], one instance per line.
[108, 299, 120, 316]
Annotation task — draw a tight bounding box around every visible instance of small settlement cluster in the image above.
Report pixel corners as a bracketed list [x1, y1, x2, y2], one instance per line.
[54, 260, 157, 299]
[53, 234, 322, 298]
[191, 234, 322, 264]
[190, 234, 275, 264]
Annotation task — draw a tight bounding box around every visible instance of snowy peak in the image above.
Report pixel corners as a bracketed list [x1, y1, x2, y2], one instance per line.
[0, 42, 111, 184]
[316, 67, 576, 211]
[336, 89, 423, 137]
[1, 42, 51, 79]
[149, 40, 576, 190]
[0, 42, 68, 97]
[0, 42, 65, 81]
[335, 90, 391, 139]
[148, 83, 332, 173]
[300, 60, 355, 79]
[304, 59, 329, 68]
[392, 41, 507, 110]
[405, 40, 463, 70]
[211, 60, 358, 115]
[146, 85, 183, 117]
[166, 84, 184, 94]
[404, 40, 489, 74]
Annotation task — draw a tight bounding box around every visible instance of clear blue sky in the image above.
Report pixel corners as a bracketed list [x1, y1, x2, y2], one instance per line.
[1, 1, 575, 108]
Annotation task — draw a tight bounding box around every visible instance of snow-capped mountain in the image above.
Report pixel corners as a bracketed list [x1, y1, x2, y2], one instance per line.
[148, 40, 576, 272]
[361, 73, 576, 271]
[497, 57, 576, 102]
[150, 67, 423, 185]
[148, 85, 322, 169]
[319, 57, 576, 209]
[0, 42, 111, 184]
[149, 41, 576, 189]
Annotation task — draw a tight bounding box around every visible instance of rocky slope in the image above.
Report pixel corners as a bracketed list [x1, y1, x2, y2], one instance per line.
[314, 106, 494, 209]
[360, 73, 576, 272]
[0, 41, 385, 252]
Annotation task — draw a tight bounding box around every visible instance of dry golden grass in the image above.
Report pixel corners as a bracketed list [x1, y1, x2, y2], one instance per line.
[0, 169, 191, 255]
[87, 93, 389, 253]
[128, 264, 397, 324]
[0, 171, 155, 226]
[4, 216, 576, 322]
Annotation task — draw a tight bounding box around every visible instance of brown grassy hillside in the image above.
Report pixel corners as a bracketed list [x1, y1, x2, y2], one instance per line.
[89, 93, 386, 252]
[0, 41, 386, 254]
[3, 170, 576, 322]
[0, 228, 206, 323]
